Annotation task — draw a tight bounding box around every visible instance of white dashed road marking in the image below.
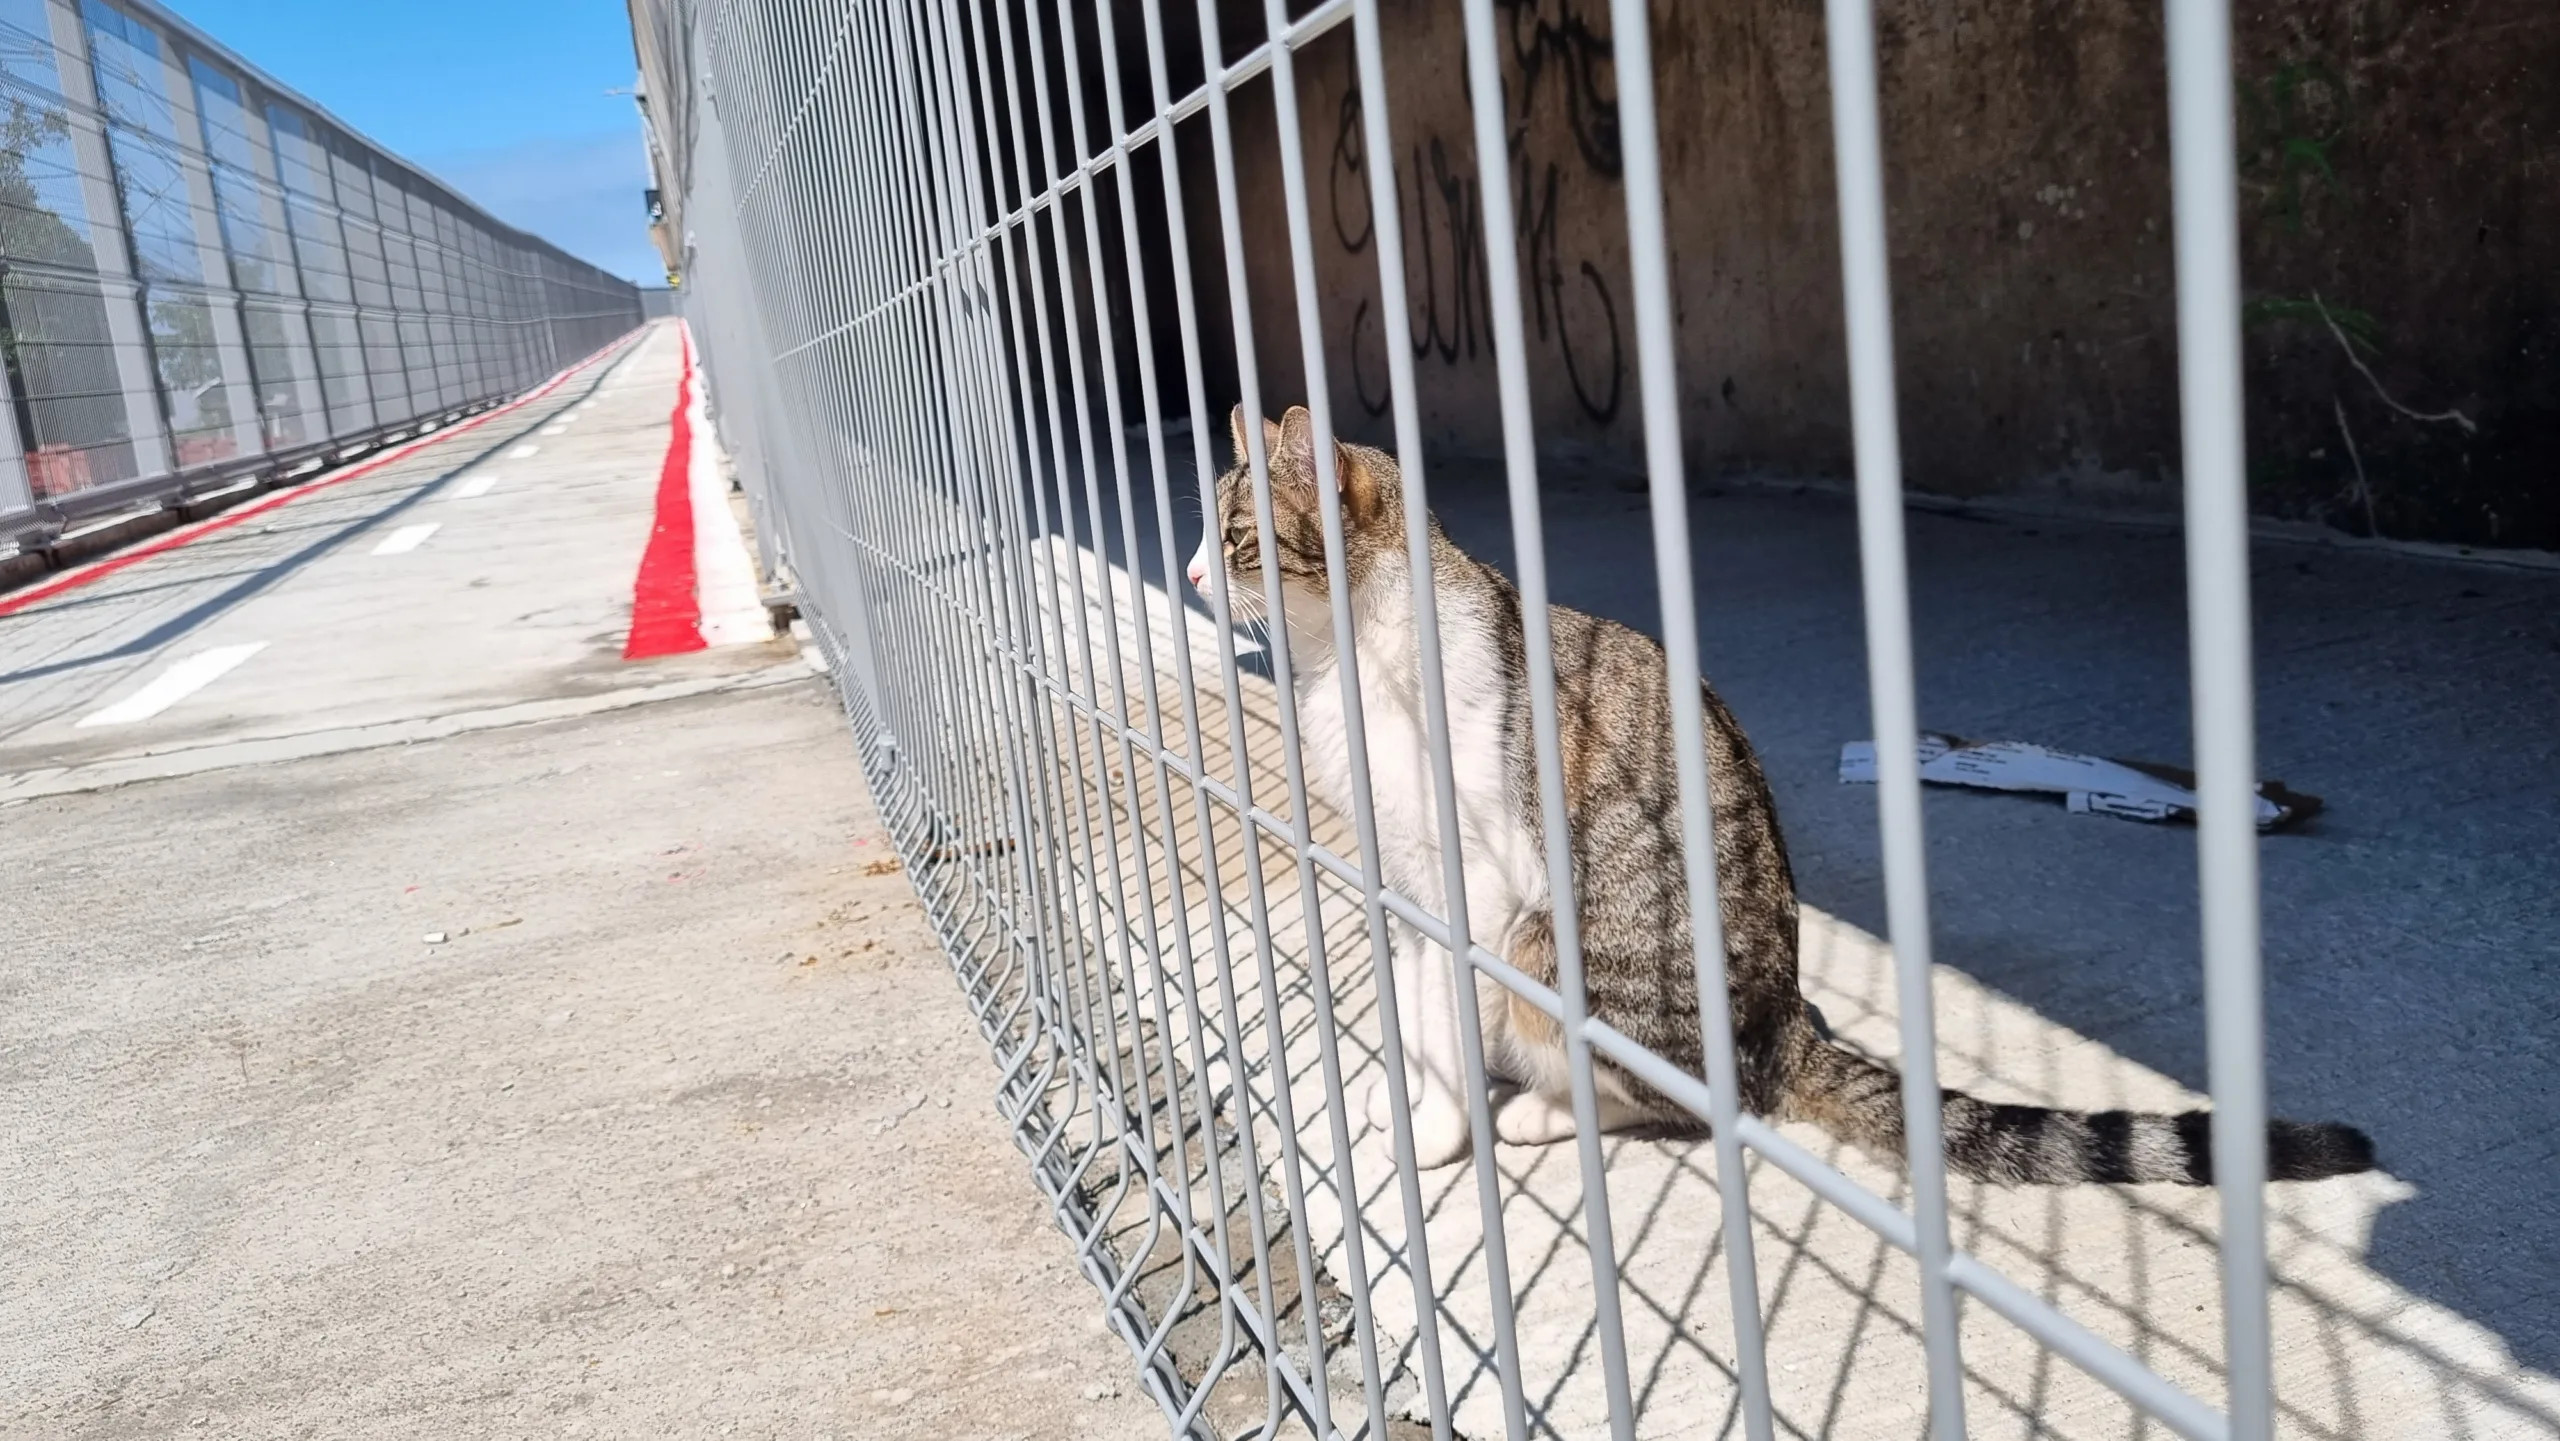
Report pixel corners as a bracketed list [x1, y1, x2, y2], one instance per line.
[76, 643, 269, 727]
[508, 444, 539, 459]
[372, 523, 440, 556]
[453, 473, 498, 498]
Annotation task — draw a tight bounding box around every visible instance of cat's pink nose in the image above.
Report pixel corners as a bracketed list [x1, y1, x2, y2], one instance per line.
[1186, 560, 1205, 588]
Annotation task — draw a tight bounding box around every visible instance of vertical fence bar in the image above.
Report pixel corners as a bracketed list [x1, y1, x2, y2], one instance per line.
[1252, 0, 1433, 1429]
[1817, 0, 1969, 1435]
[1181, 2, 1354, 1428]
[1125, 0, 1344, 1422]
[970, 5, 1100, 1235]
[1342, 0, 1482, 1432]
[1036, 0, 1202, 1366]
[1076, 0, 1248, 1404]
[980, 0, 1120, 1245]
[904, 0, 1045, 1087]
[1605, 2, 1780, 1438]
[2163, 0, 2275, 1436]
[954, 0, 1081, 1225]
[1455, 0, 1642, 1434]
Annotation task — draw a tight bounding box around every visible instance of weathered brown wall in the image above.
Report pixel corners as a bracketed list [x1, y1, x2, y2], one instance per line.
[1188, 0, 2558, 548]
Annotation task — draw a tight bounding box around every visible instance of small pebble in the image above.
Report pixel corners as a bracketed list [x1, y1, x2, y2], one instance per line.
[1082, 1379, 1120, 1400]
[423, 932, 448, 945]
[721, 1263, 737, 1278]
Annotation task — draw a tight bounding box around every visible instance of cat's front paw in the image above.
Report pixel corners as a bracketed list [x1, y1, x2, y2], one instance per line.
[1363, 1078, 1473, 1168]
[1406, 1100, 1473, 1169]
[1364, 1076, 1395, 1131]
[1494, 1089, 1579, 1147]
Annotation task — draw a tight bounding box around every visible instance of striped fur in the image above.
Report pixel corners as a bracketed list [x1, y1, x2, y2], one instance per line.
[1191, 407, 2374, 1186]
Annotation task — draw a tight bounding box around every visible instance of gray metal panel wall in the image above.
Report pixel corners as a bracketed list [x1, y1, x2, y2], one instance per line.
[0, 0, 645, 551]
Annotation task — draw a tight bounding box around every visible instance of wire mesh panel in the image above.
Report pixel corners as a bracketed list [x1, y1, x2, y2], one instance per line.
[635, 1, 2397, 1437]
[0, 0, 643, 548]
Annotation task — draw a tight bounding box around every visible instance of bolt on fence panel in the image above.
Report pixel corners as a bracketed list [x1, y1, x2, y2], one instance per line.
[636, 0, 2318, 1437]
[0, 0, 643, 555]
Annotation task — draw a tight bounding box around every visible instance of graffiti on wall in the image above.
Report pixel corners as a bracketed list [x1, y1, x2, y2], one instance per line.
[1328, 0, 1625, 425]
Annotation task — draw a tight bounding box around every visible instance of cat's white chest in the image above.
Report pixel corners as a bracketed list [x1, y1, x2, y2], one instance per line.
[1290, 638, 1437, 886]
[1350, 679, 1439, 885]
[1289, 664, 1380, 828]
[1291, 609, 1540, 931]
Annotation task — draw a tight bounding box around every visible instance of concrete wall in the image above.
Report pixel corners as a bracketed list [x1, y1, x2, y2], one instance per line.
[1191, 0, 2558, 549]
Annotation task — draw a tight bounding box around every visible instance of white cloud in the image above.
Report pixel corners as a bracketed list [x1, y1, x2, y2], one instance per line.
[418, 128, 663, 284]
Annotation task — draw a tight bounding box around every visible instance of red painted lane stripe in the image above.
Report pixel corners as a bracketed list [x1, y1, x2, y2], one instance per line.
[622, 326, 705, 659]
[0, 329, 647, 621]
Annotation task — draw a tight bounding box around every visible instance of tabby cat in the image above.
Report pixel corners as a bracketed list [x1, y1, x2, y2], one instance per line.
[1185, 406, 2373, 1185]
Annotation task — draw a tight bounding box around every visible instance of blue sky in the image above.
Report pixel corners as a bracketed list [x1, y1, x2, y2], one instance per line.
[162, 0, 661, 283]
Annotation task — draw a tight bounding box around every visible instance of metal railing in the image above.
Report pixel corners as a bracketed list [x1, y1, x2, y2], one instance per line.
[0, 0, 641, 556]
[640, 0, 2299, 1437]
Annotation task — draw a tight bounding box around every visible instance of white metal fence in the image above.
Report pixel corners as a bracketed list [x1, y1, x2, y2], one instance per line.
[639, 0, 2313, 1436]
[0, 0, 641, 556]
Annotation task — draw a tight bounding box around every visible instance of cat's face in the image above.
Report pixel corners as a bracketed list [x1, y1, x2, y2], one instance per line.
[1184, 406, 1395, 629]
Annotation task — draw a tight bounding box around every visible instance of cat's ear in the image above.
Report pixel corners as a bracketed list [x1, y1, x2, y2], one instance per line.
[1228, 404, 1286, 471]
[1276, 406, 1317, 481]
[1333, 440, 1383, 524]
[1227, 404, 1256, 469]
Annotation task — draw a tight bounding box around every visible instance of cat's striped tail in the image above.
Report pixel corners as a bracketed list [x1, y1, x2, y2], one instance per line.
[1780, 1036, 2375, 1185]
